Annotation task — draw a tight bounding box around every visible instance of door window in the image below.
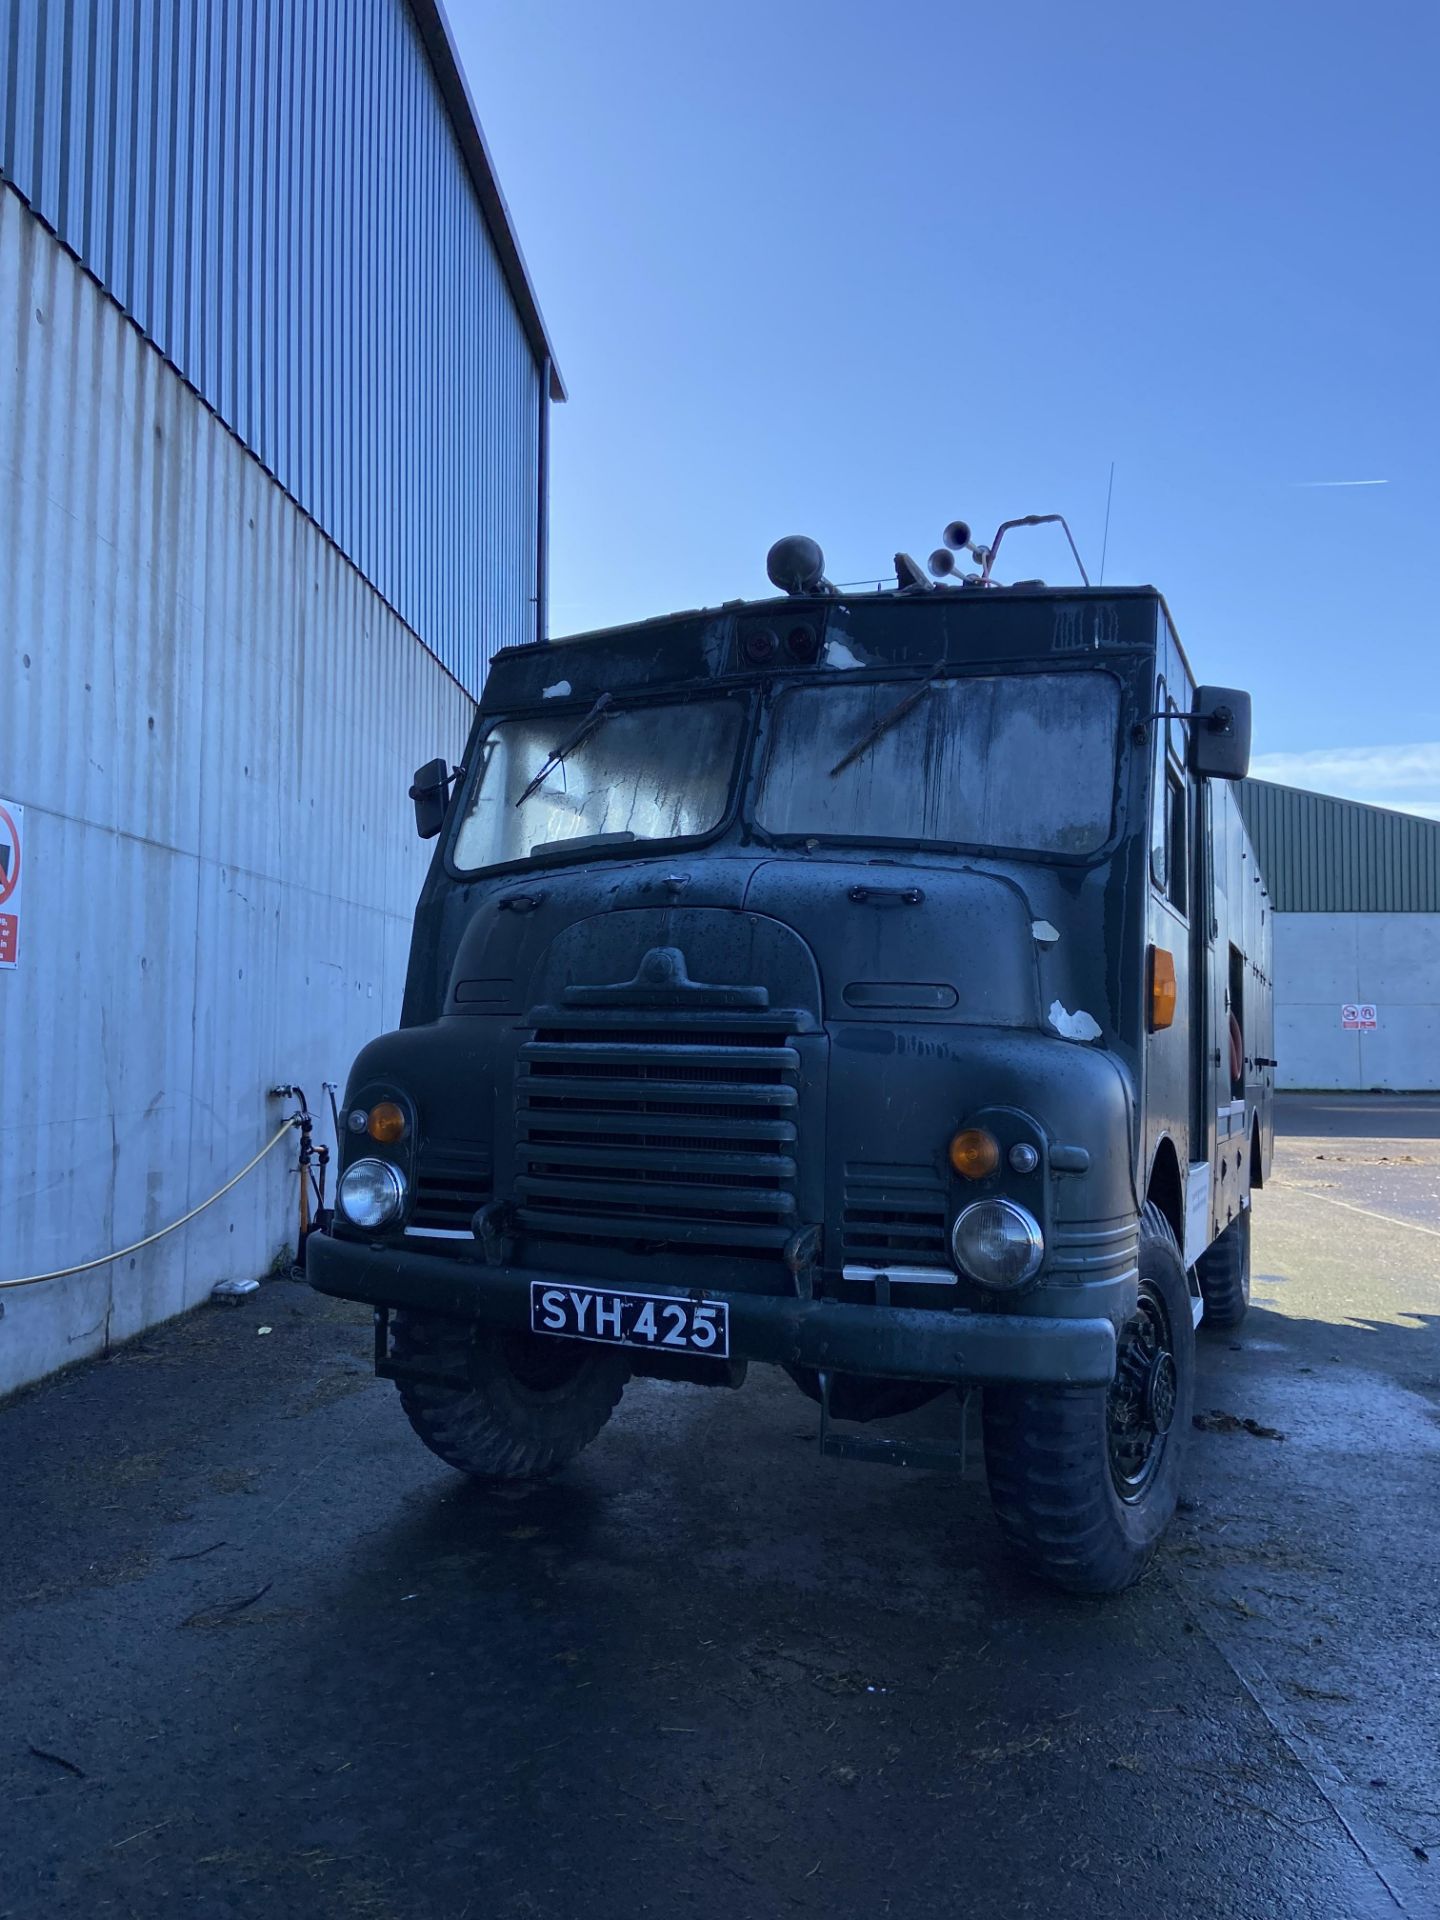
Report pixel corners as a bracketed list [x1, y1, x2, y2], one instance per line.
[1150, 680, 1189, 917]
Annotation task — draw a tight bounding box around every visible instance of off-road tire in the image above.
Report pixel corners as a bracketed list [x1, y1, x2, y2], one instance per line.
[982, 1202, 1195, 1595]
[1196, 1206, 1251, 1330]
[392, 1311, 629, 1480]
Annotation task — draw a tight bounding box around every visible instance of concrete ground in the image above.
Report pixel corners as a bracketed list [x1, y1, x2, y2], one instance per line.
[3, 1094, 1438, 1920]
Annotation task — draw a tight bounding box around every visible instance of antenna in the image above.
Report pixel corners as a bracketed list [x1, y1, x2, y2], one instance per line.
[1099, 462, 1115, 587]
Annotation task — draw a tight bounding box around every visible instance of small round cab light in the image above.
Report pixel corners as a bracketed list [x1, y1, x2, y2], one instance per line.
[949, 1128, 1000, 1179]
[367, 1101, 407, 1144]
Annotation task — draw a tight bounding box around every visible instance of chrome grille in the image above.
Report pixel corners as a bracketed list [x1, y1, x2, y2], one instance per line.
[842, 1165, 948, 1265]
[515, 1022, 800, 1253]
[408, 1145, 493, 1235]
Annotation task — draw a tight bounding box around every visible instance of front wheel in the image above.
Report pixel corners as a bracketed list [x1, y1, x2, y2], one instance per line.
[392, 1312, 629, 1480]
[982, 1202, 1195, 1595]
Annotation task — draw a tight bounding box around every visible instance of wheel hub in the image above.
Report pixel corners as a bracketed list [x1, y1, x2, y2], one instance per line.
[1145, 1349, 1178, 1436]
[1107, 1281, 1177, 1503]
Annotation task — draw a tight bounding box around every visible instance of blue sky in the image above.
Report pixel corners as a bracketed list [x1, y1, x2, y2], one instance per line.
[450, 0, 1440, 817]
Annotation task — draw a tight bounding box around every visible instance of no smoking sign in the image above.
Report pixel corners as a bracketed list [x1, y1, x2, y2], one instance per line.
[0, 800, 22, 969]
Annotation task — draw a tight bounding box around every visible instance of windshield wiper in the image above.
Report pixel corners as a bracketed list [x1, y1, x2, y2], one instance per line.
[529, 828, 637, 859]
[828, 678, 935, 778]
[515, 693, 613, 807]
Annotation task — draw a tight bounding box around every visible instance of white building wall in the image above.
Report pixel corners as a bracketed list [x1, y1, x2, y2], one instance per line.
[0, 190, 475, 1394]
[1273, 911, 1440, 1091]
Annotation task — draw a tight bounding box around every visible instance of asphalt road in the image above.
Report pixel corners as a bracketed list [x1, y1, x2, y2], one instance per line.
[4, 1094, 1438, 1920]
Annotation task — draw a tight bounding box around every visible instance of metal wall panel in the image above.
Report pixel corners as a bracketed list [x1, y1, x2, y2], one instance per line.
[1237, 780, 1440, 914]
[1269, 913, 1440, 1090]
[0, 0, 542, 695]
[0, 189, 476, 1392]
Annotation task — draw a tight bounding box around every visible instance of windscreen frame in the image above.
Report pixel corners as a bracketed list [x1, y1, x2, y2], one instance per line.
[748, 660, 1132, 867]
[443, 685, 758, 881]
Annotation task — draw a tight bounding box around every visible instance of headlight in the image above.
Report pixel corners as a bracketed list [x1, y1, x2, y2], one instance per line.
[338, 1158, 406, 1231]
[951, 1199, 1044, 1289]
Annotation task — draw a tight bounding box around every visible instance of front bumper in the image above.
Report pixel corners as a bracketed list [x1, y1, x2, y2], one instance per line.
[308, 1236, 1117, 1388]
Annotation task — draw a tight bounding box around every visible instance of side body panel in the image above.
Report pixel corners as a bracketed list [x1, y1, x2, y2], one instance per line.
[1214, 780, 1275, 1201]
[1143, 606, 1273, 1265]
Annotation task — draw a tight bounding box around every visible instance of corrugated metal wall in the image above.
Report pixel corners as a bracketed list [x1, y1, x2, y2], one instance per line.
[0, 187, 476, 1393]
[1237, 779, 1440, 913]
[0, 0, 541, 694]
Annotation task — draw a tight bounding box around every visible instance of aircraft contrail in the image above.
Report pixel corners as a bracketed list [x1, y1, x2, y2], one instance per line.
[1294, 478, 1390, 488]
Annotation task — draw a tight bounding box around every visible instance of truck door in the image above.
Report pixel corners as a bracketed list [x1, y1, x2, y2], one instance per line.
[1146, 678, 1195, 1218]
[1198, 781, 1240, 1255]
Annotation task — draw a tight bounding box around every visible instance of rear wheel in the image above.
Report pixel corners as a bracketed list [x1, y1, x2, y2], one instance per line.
[1196, 1207, 1251, 1330]
[982, 1202, 1195, 1594]
[392, 1312, 629, 1480]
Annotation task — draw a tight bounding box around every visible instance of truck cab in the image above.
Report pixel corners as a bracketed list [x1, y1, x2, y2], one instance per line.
[309, 536, 1271, 1594]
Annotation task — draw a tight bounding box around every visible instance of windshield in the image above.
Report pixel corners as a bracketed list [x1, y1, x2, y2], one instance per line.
[452, 697, 746, 871]
[756, 671, 1119, 855]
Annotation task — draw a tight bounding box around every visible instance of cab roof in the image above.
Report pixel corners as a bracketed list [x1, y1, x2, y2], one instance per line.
[484, 585, 1174, 713]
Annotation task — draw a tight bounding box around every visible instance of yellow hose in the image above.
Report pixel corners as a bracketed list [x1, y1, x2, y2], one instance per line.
[0, 1118, 300, 1290]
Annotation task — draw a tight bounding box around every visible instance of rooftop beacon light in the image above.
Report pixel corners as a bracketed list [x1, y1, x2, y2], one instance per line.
[766, 535, 836, 597]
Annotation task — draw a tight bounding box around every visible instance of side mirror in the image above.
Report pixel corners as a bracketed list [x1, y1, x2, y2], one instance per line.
[409, 756, 452, 840]
[1189, 686, 1252, 781]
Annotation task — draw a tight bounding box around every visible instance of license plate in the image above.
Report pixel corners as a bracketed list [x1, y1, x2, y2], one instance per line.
[529, 1281, 729, 1358]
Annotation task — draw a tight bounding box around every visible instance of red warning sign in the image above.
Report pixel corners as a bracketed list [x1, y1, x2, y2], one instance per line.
[0, 800, 22, 970]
